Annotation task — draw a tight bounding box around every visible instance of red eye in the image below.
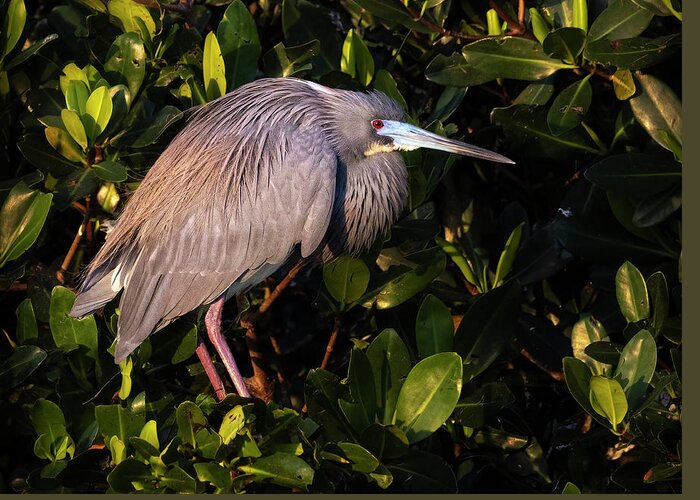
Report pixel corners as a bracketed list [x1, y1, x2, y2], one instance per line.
[372, 119, 384, 129]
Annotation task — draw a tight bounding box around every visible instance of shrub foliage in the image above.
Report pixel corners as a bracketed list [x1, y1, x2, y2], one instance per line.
[0, 0, 681, 494]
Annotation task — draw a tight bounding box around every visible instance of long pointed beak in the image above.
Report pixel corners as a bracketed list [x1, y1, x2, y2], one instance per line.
[378, 120, 515, 164]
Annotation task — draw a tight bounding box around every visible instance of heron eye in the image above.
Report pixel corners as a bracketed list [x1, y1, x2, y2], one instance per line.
[371, 119, 384, 130]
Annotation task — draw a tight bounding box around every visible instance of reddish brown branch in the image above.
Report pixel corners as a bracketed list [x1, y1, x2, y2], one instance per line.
[320, 317, 341, 371]
[56, 198, 91, 284]
[520, 347, 565, 382]
[258, 260, 306, 315]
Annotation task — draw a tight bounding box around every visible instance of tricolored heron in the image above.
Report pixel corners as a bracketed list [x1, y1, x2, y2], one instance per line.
[70, 77, 513, 399]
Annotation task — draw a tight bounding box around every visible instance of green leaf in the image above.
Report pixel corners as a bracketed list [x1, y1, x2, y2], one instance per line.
[562, 481, 582, 493]
[588, 0, 654, 42]
[529, 8, 550, 44]
[0, 182, 52, 268]
[238, 452, 314, 490]
[456, 382, 515, 428]
[219, 405, 245, 444]
[341, 29, 374, 86]
[117, 105, 183, 148]
[348, 348, 376, 428]
[491, 105, 601, 159]
[64, 79, 89, 116]
[359, 424, 409, 461]
[49, 285, 98, 357]
[571, 315, 610, 375]
[463, 37, 575, 84]
[93, 160, 128, 182]
[542, 28, 586, 64]
[30, 399, 70, 453]
[613, 329, 656, 411]
[0, 345, 47, 388]
[176, 401, 207, 446]
[323, 256, 370, 310]
[612, 69, 636, 100]
[107, 0, 157, 38]
[304, 368, 352, 441]
[139, 420, 159, 451]
[83, 86, 113, 143]
[454, 280, 522, 381]
[589, 375, 628, 430]
[104, 33, 146, 99]
[262, 40, 319, 78]
[563, 356, 612, 429]
[643, 462, 682, 484]
[118, 357, 133, 400]
[373, 70, 407, 111]
[3, 33, 58, 71]
[44, 126, 85, 164]
[394, 352, 462, 443]
[365, 329, 412, 425]
[494, 222, 525, 285]
[646, 271, 669, 334]
[615, 261, 650, 322]
[352, 0, 431, 33]
[95, 404, 146, 445]
[60, 109, 88, 150]
[160, 465, 197, 493]
[107, 458, 153, 493]
[388, 450, 457, 493]
[203, 32, 227, 101]
[547, 74, 592, 136]
[584, 34, 680, 70]
[217, 0, 260, 89]
[629, 73, 682, 153]
[585, 153, 681, 202]
[630, 0, 677, 16]
[335, 442, 380, 473]
[282, 0, 341, 76]
[513, 79, 555, 106]
[585, 341, 624, 365]
[415, 294, 453, 359]
[363, 247, 446, 310]
[572, 0, 588, 31]
[425, 52, 472, 87]
[194, 462, 232, 493]
[16, 298, 38, 344]
[0, 0, 26, 62]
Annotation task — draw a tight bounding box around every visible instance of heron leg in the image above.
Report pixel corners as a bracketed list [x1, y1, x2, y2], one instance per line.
[205, 296, 251, 398]
[195, 341, 226, 401]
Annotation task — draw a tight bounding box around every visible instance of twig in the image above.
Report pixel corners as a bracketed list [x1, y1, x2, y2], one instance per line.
[57, 197, 91, 283]
[320, 317, 341, 371]
[1, 283, 27, 292]
[517, 0, 525, 26]
[240, 314, 274, 402]
[520, 347, 565, 382]
[258, 260, 306, 315]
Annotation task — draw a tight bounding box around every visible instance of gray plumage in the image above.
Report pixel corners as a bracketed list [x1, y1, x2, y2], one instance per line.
[71, 77, 512, 363]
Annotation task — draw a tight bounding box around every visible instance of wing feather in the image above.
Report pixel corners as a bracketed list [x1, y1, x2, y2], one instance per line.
[112, 125, 336, 362]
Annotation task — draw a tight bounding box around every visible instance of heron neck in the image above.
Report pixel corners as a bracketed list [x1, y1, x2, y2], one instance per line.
[323, 152, 408, 259]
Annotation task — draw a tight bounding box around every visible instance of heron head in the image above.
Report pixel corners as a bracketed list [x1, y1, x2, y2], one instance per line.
[325, 87, 514, 165]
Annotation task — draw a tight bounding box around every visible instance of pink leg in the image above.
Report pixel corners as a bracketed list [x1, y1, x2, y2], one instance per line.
[206, 296, 251, 398]
[195, 342, 226, 401]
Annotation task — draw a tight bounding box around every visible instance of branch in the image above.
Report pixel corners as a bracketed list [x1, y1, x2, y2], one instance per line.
[56, 198, 91, 283]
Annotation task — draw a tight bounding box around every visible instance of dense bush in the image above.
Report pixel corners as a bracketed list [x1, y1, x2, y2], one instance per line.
[0, 0, 681, 494]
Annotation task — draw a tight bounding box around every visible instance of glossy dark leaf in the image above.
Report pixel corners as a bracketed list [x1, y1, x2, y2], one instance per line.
[457, 382, 515, 428]
[415, 294, 453, 359]
[454, 280, 522, 381]
[388, 450, 457, 493]
[547, 75, 592, 136]
[588, 0, 654, 42]
[238, 452, 314, 490]
[0, 345, 47, 388]
[542, 27, 586, 64]
[614, 329, 656, 411]
[365, 329, 412, 425]
[584, 34, 680, 70]
[104, 33, 145, 100]
[0, 182, 53, 268]
[217, 0, 260, 89]
[629, 73, 682, 153]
